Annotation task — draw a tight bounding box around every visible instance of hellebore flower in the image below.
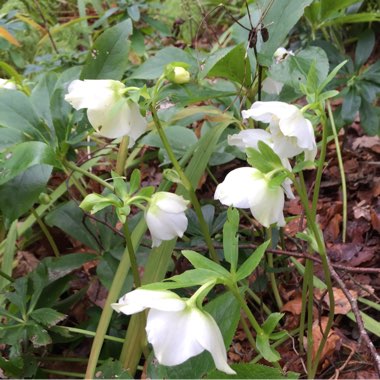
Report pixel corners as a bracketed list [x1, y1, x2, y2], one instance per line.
[273, 47, 294, 64]
[262, 77, 284, 95]
[65, 79, 147, 143]
[242, 101, 317, 161]
[145, 192, 189, 247]
[172, 67, 191, 84]
[111, 289, 235, 375]
[0, 78, 16, 90]
[214, 167, 287, 227]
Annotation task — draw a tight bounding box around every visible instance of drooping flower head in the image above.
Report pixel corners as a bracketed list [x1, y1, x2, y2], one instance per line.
[65, 79, 147, 143]
[215, 167, 289, 227]
[145, 192, 189, 247]
[242, 101, 317, 162]
[112, 289, 235, 375]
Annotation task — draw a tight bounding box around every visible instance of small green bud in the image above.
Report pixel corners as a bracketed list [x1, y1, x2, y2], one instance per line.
[38, 192, 51, 205]
[164, 62, 190, 84]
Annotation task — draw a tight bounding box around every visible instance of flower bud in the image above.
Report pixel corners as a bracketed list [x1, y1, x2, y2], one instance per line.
[164, 62, 190, 84]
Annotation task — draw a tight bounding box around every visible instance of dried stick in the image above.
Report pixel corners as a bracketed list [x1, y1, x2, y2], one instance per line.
[325, 256, 380, 377]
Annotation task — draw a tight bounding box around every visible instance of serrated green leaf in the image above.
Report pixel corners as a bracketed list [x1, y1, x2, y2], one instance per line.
[182, 250, 230, 277]
[27, 323, 52, 347]
[30, 308, 66, 327]
[236, 241, 270, 281]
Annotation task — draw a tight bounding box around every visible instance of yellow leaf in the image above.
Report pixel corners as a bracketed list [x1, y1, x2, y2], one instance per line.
[15, 14, 46, 34]
[0, 27, 21, 47]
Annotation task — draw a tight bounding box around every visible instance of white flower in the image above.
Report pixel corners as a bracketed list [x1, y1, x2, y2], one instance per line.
[273, 47, 294, 63]
[262, 77, 284, 95]
[215, 167, 288, 227]
[65, 79, 147, 143]
[228, 129, 295, 200]
[145, 192, 189, 247]
[242, 101, 317, 161]
[0, 78, 16, 90]
[111, 289, 235, 375]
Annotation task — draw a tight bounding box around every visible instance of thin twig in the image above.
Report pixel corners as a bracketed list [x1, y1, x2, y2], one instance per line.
[325, 256, 380, 377]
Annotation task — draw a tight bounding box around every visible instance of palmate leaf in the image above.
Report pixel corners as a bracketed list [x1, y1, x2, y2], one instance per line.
[30, 308, 66, 327]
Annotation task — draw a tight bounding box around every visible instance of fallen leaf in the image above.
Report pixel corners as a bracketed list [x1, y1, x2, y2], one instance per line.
[315, 287, 357, 315]
[370, 209, 380, 234]
[282, 296, 303, 315]
[352, 135, 380, 153]
[311, 317, 341, 361]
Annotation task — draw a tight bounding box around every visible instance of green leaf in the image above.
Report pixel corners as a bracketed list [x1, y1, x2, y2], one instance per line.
[182, 250, 230, 277]
[232, 0, 313, 66]
[262, 312, 284, 335]
[30, 308, 66, 327]
[130, 46, 196, 80]
[246, 147, 273, 173]
[207, 363, 299, 379]
[0, 89, 47, 143]
[355, 29, 375, 67]
[223, 208, 239, 270]
[320, 0, 362, 19]
[200, 44, 251, 87]
[0, 164, 52, 223]
[81, 19, 133, 80]
[292, 160, 315, 173]
[318, 60, 347, 93]
[359, 100, 379, 136]
[258, 141, 283, 167]
[129, 169, 141, 194]
[27, 323, 52, 347]
[347, 311, 380, 337]
[95, 358, 132, 379]
[341, 87, 361, 123]
[0, 142, 57, 186]
[236, 241, 270, 281]
[0, 220, 17, 291]
[170, 269, 220, 286]
[80, 193, 121, 214]
[256, 333, 281, 362]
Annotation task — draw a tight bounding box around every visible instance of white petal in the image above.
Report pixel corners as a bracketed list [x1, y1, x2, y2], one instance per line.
[215, 167, 260, 209]
[87, 100, 131, 139]
[262, 77, 283, 95]
[279, 112, 315, 150]
[65, 79, 122, 110]
[146, 308, 204, 366]
[249, 178, 285, 227]
[228, 129, 273, 151]
[154, 192, 189, 213]
[0, 79, 16, 90]
[193, 309, 236, 375]
[242, 101, 296, 123]
[145, 207, 188, 247]
[112, 289, 186, 315]
[126, 102, 148, 145]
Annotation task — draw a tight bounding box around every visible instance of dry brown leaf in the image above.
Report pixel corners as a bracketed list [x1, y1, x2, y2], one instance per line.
[315, 287, 357, 315]
[282, 296, 303, 315]
[352, 135, 380, 153]
[311, 317, 341, 361]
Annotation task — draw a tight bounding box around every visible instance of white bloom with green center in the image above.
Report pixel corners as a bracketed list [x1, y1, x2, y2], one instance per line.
[111, 289, 235, 375]
[65, 79, 147, 143]
[145, 192, 189, 247]
[215, 167, 288, 227]
[0, 78, 16, 90]
[242, 101, 317, 162]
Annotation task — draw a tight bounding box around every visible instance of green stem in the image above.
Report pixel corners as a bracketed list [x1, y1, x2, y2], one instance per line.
[298, 259, 311, 356]
[123, 223, 141, 287]
[115, 136, 130, 176]
[267, 252, 283, 310]
[85, 244, 131, 379]
[59, 326, 124, 343]
[0, 269, 13, 282]
[31, 207, 60, 258]
[62, 166, 88, 198]
[327, 102, 347, 242]
[64, 160, 114, 192]
[149, 104, 218, 262]
[240, 312, 257, 350]
[306, 259, 314, 374]
[311, 114, 328, 219]
[231, 285, 262, 334]
[41, 369, 84, 378]
[292, 177, 335, 378]
[245, 287, 271, 316]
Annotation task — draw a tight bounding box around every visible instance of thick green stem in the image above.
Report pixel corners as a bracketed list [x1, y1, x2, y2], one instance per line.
[31, 208, 60, 258]
[62, 166, 88, 198]
[59, 326, 124, 343]
[231, 285, 262, 334]
[149, 104, 218, 262]
[85, 244, 131, 379]
[123, 223, 140, 288]
[245, 287, 271, 316]
[327, 102, 347, 242]
[64, 160, 114, 192]
[240, 312, 257, 350]
[115, 136, 130, 176]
